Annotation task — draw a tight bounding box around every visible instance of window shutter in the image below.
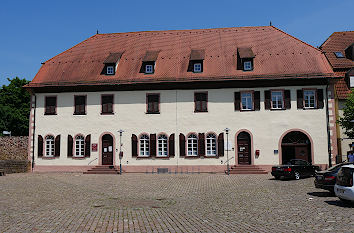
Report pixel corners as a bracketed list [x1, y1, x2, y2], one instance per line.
[67, 135, 73, 157]
[38, 135, 43, 157]
[168, 134, 175, 157]
[254, 91, 260, 111]
[85, 134, 91, 157]
[317, 89, 324, 109]
[54, 135, 60, 157]
[179, 133, 185, 157]
[131, 134, 138, 157]
[198, 133, 205, 156]
[284, 90, 291, 109]
[217, 133, 224, 156]
[234, 92, 241, 111]
[297, 90, 303, 109]
[264, 91, 271, 109]
[150, 134, 156, 156]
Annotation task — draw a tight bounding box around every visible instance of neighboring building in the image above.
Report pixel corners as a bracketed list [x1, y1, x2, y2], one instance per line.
[320, 31, 354, 162]
[25, 26, 336, 173]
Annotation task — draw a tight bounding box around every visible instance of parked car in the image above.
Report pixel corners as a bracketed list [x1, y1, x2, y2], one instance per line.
[314, 162, 354, 193]
[334, 164, 354, 203]
[271, 159, 320, 180]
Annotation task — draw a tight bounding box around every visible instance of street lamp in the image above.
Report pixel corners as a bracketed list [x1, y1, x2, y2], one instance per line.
[224, 128, 230, 175]
[118, 129, 124, 175]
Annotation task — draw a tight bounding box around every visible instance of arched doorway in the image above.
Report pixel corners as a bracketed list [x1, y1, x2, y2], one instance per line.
[237, 132, 251, 165]
[281, 131, 311, 164]
[102, 134, 114, 165]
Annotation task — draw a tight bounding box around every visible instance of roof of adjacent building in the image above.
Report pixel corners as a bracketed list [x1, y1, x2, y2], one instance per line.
[320, 31, 354, 99]
[26, 26, 334, 88]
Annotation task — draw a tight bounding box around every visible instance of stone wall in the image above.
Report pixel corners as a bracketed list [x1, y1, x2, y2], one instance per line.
[0, 160, 30, 174]
[0, 136, 29, 173]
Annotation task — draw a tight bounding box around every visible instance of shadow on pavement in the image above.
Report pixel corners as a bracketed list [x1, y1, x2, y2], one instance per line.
[307, 191, 335, 197]
[325, 200, 354, 208]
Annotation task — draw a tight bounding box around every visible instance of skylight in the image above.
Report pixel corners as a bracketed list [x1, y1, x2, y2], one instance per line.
[334, 52, 345, 58]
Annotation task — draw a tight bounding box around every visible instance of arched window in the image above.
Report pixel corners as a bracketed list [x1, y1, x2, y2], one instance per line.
[45, 135, 55, 157]
[157, 134, 168, 157]
[206, 134, 216, 156]
[75, 135, 85, 157]
[187, 134, 198, 156]
[140, 134, 150, 157]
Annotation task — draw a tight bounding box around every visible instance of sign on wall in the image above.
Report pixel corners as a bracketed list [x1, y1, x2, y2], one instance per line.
[92, 143, 98, 152]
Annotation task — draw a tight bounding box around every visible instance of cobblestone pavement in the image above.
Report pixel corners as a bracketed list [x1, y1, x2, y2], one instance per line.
[0, 173, 353, 233]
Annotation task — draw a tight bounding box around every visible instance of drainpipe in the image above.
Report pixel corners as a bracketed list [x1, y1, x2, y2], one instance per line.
[32, 94, 36, 171]
[325, 80, 332, 167]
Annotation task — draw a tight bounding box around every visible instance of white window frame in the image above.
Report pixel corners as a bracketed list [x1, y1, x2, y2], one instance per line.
[303, 90, 316, 109]
[241, 92, 253, 110]
[157, 134, 168, 157]
[187, 134, 198, 156]
[139, 134, 150, 157]
[145, 64, 153, 74]
[45, 135, 55, 157]
[193, 63, 202, 73]
[206, 134, 216, 156]
[107, 66, 114, 74]
[243, 61, 252, 71]
[75, 135, 85, 157]
[271, 91, 284, 109]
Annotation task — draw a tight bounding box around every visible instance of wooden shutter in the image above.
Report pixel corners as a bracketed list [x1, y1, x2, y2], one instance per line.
[264, 91, 271, 110]
[254, 91, 260, 111]
[168, 134, 175, 157]
[297, 90, 303, 109]
[198, 133, 205, 156]
[38, 135, 43, 157]
[234, 92, 241, 111]
[179, 133, 185, 157]
[317, 89, 324, 109]
[131, 134, 138, 157]
[67, 135, 73, 157]
[217, 133, 224, 156]
[150, 134, 156, 156]
[85, 134, 91, 157]
[54, 135, 60, 157]
[284, 90, 291, 109]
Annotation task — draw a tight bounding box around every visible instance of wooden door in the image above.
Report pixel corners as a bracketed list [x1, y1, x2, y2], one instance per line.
[102, 135, 113, 165]
[295, 146, 308, 161]
[238, 139, 250, 165]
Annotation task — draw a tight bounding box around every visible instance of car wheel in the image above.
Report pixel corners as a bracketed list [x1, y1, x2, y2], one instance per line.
[294, 171, 300, 180]
[274, 176, 280, 180]
[339, 197, 351, 204]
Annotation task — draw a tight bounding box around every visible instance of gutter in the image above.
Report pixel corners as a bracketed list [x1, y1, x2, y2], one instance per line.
[32, 94, 36, 171]
[325, 80, 332, 167]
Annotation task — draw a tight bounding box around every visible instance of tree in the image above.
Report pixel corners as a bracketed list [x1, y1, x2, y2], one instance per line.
[0, 77, 30, 136]
[338, 89, 354, 139]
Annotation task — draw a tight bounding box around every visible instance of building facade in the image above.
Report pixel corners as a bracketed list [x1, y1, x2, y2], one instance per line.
[26, 26, 336, 173]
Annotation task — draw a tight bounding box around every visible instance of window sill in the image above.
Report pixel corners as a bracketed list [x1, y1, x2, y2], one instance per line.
[101, 112, 114, 115]
[74, 113, 86, 115]
[71, 157, 86, 159]
[194, 110, 208, 113]
[41, 157, 56, 159]
[240, 109, 254, 112]
[137, 156, 150, 159]
[44, 113, 57, 115]
[146, 112, 160, 114]
[185, 155, 199, 158]
[302, 107, 317, 110]
[270, 108, 286, 111]
[156, 156, 169, 159]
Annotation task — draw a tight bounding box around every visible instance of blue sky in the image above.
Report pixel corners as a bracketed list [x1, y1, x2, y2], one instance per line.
[0, 0, 353, 86]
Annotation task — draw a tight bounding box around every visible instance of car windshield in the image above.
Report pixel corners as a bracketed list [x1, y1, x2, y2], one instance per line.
[327, 164, 342, 172]
[337, 167, 354, 187]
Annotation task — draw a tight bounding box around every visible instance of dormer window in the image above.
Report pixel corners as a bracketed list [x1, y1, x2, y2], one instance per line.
[188, 49, 205, 73]
[145, 64, 153, 74]
[103, 52, 123, 75]
[140, 51, 159, 74]
[107, 66, 114, 74]
[334, 52, 345, 58]
[237, 47, 255, 71]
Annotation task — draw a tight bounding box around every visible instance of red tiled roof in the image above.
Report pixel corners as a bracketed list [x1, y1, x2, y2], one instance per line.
[27, 26, 334, 88]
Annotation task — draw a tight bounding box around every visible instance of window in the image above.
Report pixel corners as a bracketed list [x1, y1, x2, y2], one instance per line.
[271, 91, 283, 109]
[187, 134, 198, 156]
[147, 94, 159, 114]
[243, 61, 252, 71]
[206, 134, 216, 156]
[145, 64, 153, 74]
[303, 90, 316, 108]
[241, 92, 253, 110]
[107, 66, 114, 75]
[45, 135, 55, 157]
[195, 92, 207, 112]
[193, 63, 202, 73]
[334, 52, 345, 58]
[101, 95, 113, 114]
[74, 96, 86, 115]
[75, 135, 85, 157]
[157, 135, 168, 157]
[45, 96, 57, 115]
[139, 134, 149, 157]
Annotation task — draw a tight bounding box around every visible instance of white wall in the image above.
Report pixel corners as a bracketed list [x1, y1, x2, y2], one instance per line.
[34, 85, 329, 166]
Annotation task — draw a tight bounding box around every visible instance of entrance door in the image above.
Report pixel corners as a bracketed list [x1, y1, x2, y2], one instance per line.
[237, 132, 251, 165]
[281, 131, 311, 164]
[102, 134, 113, 165]
[295, 146, 308, 161]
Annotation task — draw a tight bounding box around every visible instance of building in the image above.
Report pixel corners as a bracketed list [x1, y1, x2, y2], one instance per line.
[25, 26, 337, 173]
[319, 31, 354, 162]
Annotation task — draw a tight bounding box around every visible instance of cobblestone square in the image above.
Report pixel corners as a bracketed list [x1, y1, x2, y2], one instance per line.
[0, 173, 353, 232]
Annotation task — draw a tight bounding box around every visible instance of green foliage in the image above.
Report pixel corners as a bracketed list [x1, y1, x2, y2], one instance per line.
[338, 89, 354, 139]
[0, 77, 30, 136]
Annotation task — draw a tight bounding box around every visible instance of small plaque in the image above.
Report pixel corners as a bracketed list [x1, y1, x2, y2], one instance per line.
[274, 150, 278, 155]
[92, 143, 98, 152]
